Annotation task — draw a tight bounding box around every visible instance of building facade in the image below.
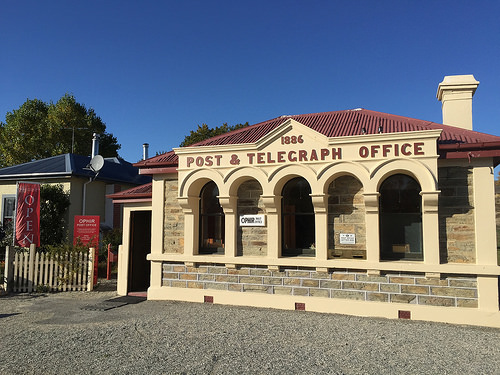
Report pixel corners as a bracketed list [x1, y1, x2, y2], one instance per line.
[112, 75, 500, 327]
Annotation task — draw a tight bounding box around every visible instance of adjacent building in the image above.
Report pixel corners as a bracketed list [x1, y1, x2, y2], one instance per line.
[0, 153, 151, 240]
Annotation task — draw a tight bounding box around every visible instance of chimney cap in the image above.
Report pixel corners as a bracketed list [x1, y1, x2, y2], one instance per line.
[437, 74, 479, 101]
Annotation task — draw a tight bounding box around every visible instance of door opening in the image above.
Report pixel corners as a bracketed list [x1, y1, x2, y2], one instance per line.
[128, 211, 151, 293]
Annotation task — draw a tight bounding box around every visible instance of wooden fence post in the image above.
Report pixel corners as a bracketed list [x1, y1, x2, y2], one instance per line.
[106, 243, 111, 280]
[87, 247, 94, 291]
[4, 246, 14, 292]
[27, 244, 36, 293]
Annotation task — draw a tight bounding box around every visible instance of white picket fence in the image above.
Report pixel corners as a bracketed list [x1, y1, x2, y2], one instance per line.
[3, 244, 95, 293]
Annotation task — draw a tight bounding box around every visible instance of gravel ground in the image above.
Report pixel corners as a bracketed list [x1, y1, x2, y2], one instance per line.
[0, 283, 499, 375]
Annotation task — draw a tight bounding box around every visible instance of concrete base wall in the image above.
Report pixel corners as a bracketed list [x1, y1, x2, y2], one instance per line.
[161, 263, 478, 307]
[148, 262, 500, 328]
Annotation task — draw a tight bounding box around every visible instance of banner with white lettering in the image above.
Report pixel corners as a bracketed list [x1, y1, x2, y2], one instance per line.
[15, 182, 41, 247]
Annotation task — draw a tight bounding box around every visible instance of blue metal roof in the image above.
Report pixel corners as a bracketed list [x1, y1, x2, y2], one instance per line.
[0, 154, 151, 185]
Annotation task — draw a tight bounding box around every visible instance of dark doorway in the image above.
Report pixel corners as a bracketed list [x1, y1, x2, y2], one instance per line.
[199, 181, 225, 254]
[379, 174, 423, 261]
[128, 211, 151, 292]
[282, 177, 315, 257]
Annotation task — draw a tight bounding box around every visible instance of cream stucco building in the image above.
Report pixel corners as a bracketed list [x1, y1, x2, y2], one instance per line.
[111, 75, 500, 327]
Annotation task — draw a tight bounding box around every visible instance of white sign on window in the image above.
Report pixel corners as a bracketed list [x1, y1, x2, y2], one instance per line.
[339, 233, 356, 245]
[239, 214, 266, 227]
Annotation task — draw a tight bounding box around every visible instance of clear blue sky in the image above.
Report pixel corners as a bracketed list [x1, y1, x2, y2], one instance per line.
[1, 1, 499, 163]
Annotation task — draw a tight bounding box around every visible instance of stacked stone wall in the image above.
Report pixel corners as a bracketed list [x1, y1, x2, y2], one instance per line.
[163, 180, 184, 253]
[162, 263, 478, 308]
[438, 167, 475, 263]
[237, 180, 267, 256]
[328, 176, 366, 259]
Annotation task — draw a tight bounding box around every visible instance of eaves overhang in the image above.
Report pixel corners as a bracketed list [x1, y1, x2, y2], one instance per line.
[111, 198, 152, 204]
[138, 166, 178, 176]
[438, 141, 500, 166]
[0, 172, 72, 180]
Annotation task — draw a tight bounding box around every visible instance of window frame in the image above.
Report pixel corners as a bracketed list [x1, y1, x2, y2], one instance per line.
[379, 174, 423, 261]
[2, 194, 16, 226]
[281, 177, 316, 257]
[198, 181, 225, 255]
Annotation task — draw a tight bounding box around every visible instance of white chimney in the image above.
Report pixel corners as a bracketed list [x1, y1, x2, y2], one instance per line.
[437, 74, 479, 130]
[91, 133, 100, 158]
[143, 143, 149, 160]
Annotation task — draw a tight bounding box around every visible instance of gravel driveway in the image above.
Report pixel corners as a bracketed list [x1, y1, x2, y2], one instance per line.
[1, 285, 499, 375]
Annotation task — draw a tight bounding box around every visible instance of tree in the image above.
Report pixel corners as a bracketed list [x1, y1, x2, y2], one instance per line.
[180, 122, 249, 147]
[0, 94, 120, 167]
[40, 184, 71, 246]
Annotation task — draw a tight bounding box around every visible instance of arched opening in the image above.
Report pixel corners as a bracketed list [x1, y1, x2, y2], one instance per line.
[199, 181, 224, 254]
[282, 177, 315, 257]
[379, 174, 422, 260]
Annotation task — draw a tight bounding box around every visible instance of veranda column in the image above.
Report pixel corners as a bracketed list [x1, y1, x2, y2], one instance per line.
[363, 192, 380, 263]
[150, 178, 166, 291]
[472, 161, 497, 264]
[219, 196, 238, 258]
[471, 160, 499, 313]
[421, 191, 440, 267]
[262, 195, 281, 260]
[311, 194, 328, 261]
[178, 196, 200, 256]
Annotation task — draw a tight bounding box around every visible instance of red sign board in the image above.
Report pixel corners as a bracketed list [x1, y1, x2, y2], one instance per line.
[15, 182, 40, 247]
[74, 215, 100, 247]
[74, 215, 100, 285]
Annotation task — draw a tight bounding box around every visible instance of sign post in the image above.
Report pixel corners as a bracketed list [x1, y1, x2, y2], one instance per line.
[74, 215, 100, 284]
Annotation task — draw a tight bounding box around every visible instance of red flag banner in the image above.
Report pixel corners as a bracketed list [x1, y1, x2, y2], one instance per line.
[15, 182, 41, 247]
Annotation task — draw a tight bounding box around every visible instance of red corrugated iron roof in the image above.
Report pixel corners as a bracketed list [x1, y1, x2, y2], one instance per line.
[135, 108, 500, 169]
[120, 109, 500, 201]
[107, 183, 152, 202]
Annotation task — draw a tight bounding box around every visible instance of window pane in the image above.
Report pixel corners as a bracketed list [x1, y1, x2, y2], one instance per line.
[199, 182, 224, 254]
[2, 197, 15, 225]
[379, 174, 423, 260]
[282, 177, 315, 257]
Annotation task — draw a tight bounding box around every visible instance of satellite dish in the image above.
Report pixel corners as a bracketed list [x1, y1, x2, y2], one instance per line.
[89, 155, 104, 173]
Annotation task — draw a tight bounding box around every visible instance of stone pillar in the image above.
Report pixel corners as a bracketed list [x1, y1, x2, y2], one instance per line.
[477, 276, 500, 312]
[178, 196, 200, 256]
[149, 261, 163, 291]
[219, 196, 238, 257]
[363, 192, 380, 263]
[421, 191, 440, 266]
[472, 161, 497, 264]
[311, 193, 328, 261]
[262, 195, 281, 259]
[151, 178, 165, 255]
